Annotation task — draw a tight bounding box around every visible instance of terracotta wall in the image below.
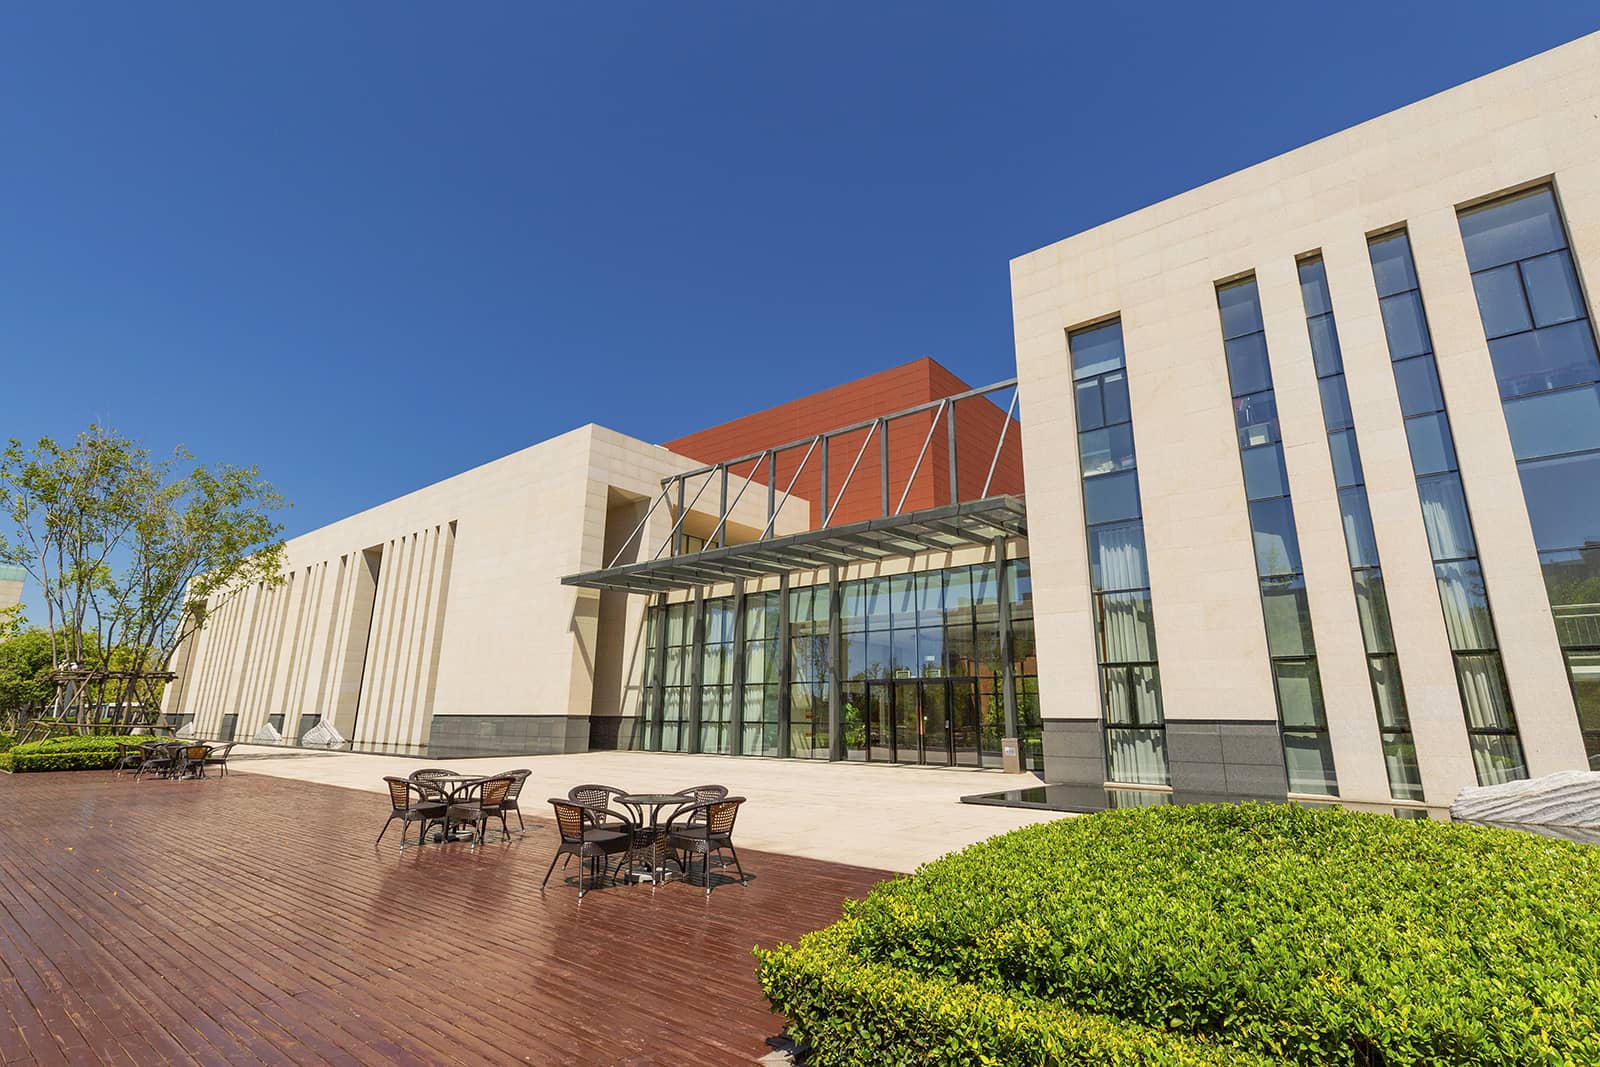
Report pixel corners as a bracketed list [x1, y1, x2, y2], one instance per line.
[663, 358, 1025, 529]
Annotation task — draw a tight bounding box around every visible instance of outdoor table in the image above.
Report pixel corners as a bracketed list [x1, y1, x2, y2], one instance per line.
[420, 774, 489, 843]
[619, 793, 691, 883]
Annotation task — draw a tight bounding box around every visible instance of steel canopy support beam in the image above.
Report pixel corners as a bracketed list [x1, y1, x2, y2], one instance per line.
[827, 563, 843, 762]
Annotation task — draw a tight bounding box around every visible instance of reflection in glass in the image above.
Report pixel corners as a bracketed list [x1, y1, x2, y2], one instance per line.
[1487, 321, 1600, 399]
[1459, 186, 1564, 271]
[1523, 250, 1585, 327]
[1519, 450, 1600, 551]
[1352, 570, 1395, 653]
[1380, 292, 1432, 359]
[1261, 576, 1315, 657]
[1435, 561, 1496, 651]
[1083, 469, 1141, 525]
[1470, 263, 1532, 339]
[1393, 356, 1444, 416]
[1369, 232, 1419, 296]
[1249, 497, 1303, 576]
[1405, 413, 1457, 476]
[1502, 384, 1600, 461]
[1241, 444, 1289, 501]
[1095, 591, 1157, 663]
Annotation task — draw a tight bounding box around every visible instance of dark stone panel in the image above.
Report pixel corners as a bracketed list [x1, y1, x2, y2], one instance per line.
[1167, 718, 1289, 798]
[1041, 720, 1104, 786]
[426, 715, 591, 758]
[1168, 759, 1227, 793]
[1225, 762, 1290, 796]
[1165, 722, 1224, 764]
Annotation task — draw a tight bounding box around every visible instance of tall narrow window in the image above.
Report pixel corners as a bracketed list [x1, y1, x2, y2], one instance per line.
[1215, 277, 1339, 795]
[741, 590, 781, 756]
[657, 601, 693, 752]
[697, 595, 735, 754]
[1068, 319, 1168, 786]
[1298, 256, 1423, 800]
[1459, 186, 1600, 769]
[1368, 229, 1528, 784]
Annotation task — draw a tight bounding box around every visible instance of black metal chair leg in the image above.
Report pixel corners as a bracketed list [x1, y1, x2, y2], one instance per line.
[542, 850, 561, 888]
[727, 844, 747, 886]
[376, 817, 393, 846]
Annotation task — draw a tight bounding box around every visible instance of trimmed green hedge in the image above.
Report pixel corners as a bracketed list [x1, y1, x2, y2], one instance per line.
[0, 733, 14, 753]
[756, 804, 1600, 1066]
[8, 734, 156, 773]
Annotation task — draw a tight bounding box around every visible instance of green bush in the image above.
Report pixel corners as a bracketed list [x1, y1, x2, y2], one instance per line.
[756, 804, 1600, 1066]
[0, 732, 14, 752]
[9, 734, 157, 773]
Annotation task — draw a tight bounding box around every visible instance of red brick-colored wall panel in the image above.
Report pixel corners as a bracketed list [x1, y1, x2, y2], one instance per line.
[663, 358, 1024, 528]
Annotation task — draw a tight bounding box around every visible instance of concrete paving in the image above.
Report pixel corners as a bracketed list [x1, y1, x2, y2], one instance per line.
[227, 746, 1067, 872]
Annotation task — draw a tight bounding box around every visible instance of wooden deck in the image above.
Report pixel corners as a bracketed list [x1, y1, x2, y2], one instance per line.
[0, 769, 893, 1066]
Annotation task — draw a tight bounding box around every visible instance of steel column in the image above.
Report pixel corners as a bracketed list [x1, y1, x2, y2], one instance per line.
[996, 537, 1020, 773]
[827, 563, 843, 762]
[674, 480, 686, 556]
[947, 400, 959, 503]
[730, 579, 746, 757]
[777, 574, 791, 759]
[879, 418, 890, 516]
[819, 436, 830, 528]
[650, 594, 668, 752]
[687, 587, 705, 754]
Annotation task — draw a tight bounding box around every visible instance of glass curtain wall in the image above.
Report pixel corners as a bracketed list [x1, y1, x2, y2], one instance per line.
[742, 589, 781, 756]
[1008, 560, 1042, 773]
[1458, 186, 1600, 768]
[1067, 319, 1168, 785]
[1216, 276, 1339, 795]
[788, 584, 831, 758]
[1297, 257, 1423, 799]
[1368, 230, 1528, 784]
[642, 559, 1041, 768]
[699, 595, 735, 754]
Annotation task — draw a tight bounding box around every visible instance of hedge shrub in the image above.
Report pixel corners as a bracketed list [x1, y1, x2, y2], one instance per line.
[8, 734, 154, 773]
[756, 804, 1600, 1066]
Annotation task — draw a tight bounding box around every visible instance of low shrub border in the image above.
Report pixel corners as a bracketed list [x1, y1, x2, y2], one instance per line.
[8, 734, 156, 773]
[756, 804, 1600, 1066]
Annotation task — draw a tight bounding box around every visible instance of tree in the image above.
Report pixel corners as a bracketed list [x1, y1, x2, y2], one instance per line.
[0, 425, 288, 728]
[0, 628, 56, 733]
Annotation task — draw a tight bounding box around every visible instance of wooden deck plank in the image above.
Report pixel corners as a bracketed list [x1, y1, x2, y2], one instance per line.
[0, 770, 891, 1066]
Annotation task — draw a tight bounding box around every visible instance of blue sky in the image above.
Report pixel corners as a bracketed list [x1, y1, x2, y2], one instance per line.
[2, 2, 1596, 587]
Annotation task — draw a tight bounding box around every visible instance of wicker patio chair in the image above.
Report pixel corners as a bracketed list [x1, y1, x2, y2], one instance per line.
[176, 744, 212, 779]
[496, 769, 532, 831]
[445, 775, 514, 847]
[202, 743, 236, 778]
[665, 796, 748, 897]
[113, 741, 144, 776]
[377, 777, 448, 849]
[542, 799, 633, 898]
[670, 784, 729, 824]
[408, 767, 463, 802]
[567, 784, 638, 830]
[135, 742, 176, 781]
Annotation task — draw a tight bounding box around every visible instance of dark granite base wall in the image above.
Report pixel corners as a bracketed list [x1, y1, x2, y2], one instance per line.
[1042, 717, 1289, 797]
[1167, 720, 1288, 797]
[1042, 719, 1106, 786]
[588, 715, 644, 752]
[427, 715, 590, 758]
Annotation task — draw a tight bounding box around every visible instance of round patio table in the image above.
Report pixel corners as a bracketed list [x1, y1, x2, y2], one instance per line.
[620, 793, 691, 883]
[419, 774, 488, 842]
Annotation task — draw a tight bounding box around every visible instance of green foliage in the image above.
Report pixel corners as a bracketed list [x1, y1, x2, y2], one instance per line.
[757, 804, 1600, 1066]
[0, 733, 14, 752]
[0, 425, 287, 693]
[0, 628, 59, 730]
[8, 734, 153, 773]
[757, 922, 1271, 1066]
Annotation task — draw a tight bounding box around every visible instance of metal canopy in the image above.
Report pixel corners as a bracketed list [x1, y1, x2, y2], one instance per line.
[562, 495, 1028, 594]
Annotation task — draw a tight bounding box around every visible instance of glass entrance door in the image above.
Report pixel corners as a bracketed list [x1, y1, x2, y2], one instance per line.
[885, 678, 979, 766]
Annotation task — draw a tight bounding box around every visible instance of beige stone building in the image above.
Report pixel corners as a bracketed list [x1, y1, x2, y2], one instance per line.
[168, 32, 1600, 806]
